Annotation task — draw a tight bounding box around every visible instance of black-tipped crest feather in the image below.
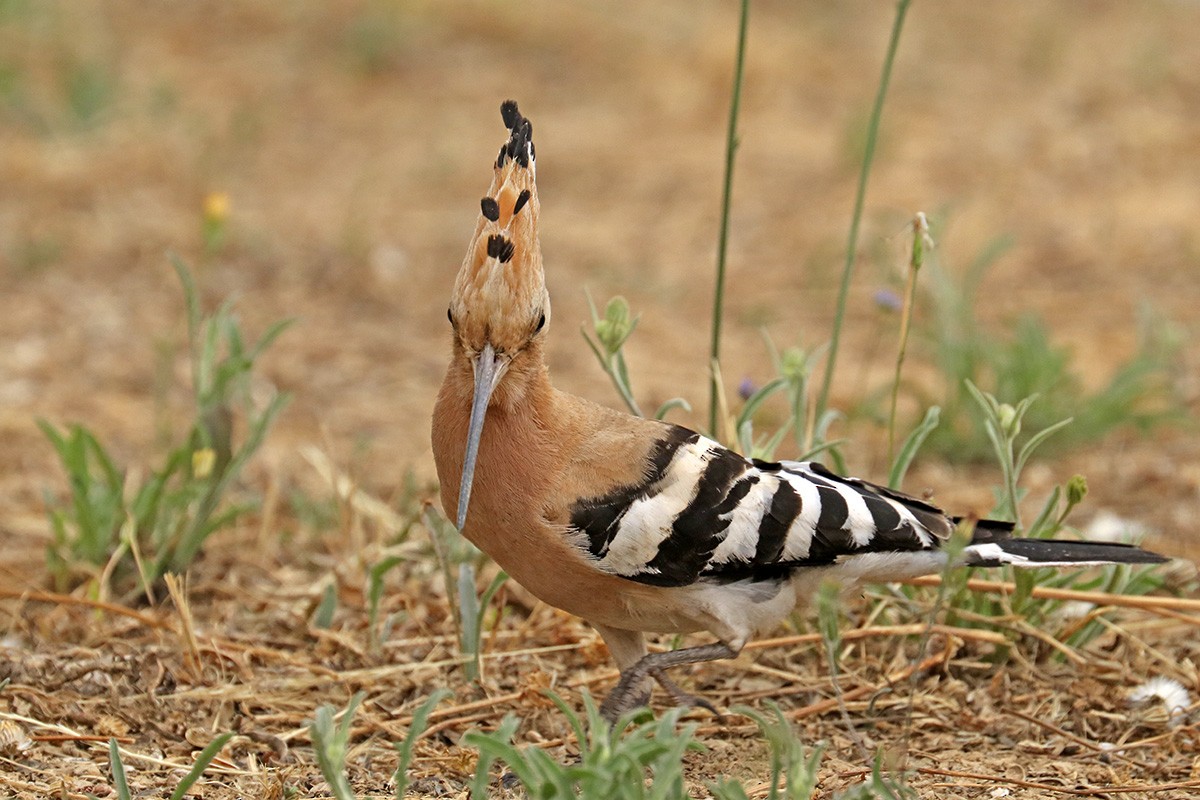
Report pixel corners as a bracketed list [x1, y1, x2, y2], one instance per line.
[498, 100, 534, 169]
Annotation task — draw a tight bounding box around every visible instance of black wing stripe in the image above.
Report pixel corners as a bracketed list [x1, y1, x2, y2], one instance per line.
[755, 480, 800, 564]
[570, 426, 699, 558]
[568, 429, 962, 587]
[814, 485, 849, 532]
[809, 460, 953, 541]
[809, 525, 857, 562]
[863, 496, 902, 534]
[579, 502, 629, 558]
[642, 448, 748, 585]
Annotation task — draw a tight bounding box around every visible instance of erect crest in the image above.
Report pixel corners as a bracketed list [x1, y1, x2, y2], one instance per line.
[450, 100, 548, 354]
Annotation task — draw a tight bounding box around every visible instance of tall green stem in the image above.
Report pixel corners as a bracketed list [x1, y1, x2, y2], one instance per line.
[814, 0, 912, 427]
[887, 212, 929, 467]
[708, 0, 751, 437]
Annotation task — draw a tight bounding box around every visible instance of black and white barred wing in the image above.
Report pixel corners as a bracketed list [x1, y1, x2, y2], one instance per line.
[568, 425, 956, 587]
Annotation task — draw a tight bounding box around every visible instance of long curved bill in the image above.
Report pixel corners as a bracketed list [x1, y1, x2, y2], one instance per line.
[455, 343, 506, 531]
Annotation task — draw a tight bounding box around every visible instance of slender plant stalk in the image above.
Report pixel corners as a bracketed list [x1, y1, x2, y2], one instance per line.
[814, 0, 913, 427]
[887, 212, 930, 465]
[707, 0, 751, 436]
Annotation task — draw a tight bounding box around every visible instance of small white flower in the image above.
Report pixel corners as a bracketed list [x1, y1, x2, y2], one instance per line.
[1129, 676, 1191, 722]
[1055, 600, 1097, 619]
[1084, 510, 1148, 544]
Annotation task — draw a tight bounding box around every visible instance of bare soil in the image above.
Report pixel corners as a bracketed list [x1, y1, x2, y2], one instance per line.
[2, 2, 1200, 797]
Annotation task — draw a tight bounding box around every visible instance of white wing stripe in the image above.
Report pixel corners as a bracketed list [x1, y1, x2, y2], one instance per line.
[597, 438, 713, 576]
[837, 484, 878, 546]
[711, 473, 778, 564]
[781, 474, 821, 560]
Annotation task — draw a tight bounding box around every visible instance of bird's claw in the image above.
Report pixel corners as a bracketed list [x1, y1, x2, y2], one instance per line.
[600, 668, 725, 722]
[651, 669, 724, 721]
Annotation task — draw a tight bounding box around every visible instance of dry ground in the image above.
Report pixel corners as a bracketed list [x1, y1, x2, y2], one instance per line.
[2, 1, 1200, 797]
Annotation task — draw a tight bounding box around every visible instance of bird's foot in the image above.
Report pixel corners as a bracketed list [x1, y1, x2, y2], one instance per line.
[599, 674, 652, 722]
[599, 670, 724, 722]
[651, 669, 723, 720]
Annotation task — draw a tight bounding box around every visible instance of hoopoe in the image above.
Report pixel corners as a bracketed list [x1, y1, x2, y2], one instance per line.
[431, 101, 1168, 720]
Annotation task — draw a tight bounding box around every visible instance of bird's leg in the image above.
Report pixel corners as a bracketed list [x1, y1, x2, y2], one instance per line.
[599, 642, 737, 722]
[591, 623, 653, 712]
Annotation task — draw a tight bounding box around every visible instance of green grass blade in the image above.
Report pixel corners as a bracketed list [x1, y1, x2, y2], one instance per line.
[795, 437, 847, 463]
[313, 581, 338, 629]
[36, 418, 67, 458]
[653, 397, 691, 421]
[461, 568, 507, 681]
[546, 689, 591, 751]
[169, 253, 202, 394]
[887, 406, 940, 489]
[368, 555, 406, 646]
[167, 731, 234, 800]
[108, 739, 131, 800]
[245, 317, 296, 363]
[707, 0, 751, 435]
[734, 377, 789, 436]
[338, 692, 364, 740]
[394, 689, 452, 799]
[1014, 415, 1073, 478]
[463, 715, 524, 797]
[309, 693, 364, 800]
[457, 563, 481, 679]
[815, 0, 913, 426]
[1025, 484, 1062, 539]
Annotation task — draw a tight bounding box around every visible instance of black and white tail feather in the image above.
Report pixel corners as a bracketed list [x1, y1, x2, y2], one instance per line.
[569, 425, 1166, 586]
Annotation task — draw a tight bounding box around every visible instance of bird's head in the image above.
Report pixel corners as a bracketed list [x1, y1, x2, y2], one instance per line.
[448, 100, 551, 530]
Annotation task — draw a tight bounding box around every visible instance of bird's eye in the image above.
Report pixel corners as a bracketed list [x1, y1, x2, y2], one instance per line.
[535, 311, 546, 332]
[447, 307, 455, 327]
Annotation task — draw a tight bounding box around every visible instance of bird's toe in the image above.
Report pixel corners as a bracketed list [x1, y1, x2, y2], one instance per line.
[651, 670, 724, 720]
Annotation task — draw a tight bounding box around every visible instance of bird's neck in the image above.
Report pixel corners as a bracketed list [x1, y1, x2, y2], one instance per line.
[432, 342, 560, 529]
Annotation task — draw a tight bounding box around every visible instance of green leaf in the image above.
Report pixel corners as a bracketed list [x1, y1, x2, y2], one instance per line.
[734, 376, 789, 436]
[887, 406, 940, 489]
[1013, 415, 1073, 478]
[108, 739, 131, 800]
[367, 555, 405, 644]
[462, 569, 508, 681]
[309, 693, 364, 800]
[168, 732, 234, 800]
[1025, 485, 1062, 539]
[653, 397, 691, 421]
[313, 582, 338, 629]
[393, 689, 451, 799]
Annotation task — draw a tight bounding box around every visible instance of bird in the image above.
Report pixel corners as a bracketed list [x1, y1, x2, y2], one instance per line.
[431, 100, 1168, 721]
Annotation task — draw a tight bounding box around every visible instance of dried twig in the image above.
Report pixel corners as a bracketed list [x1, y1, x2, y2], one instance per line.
[164, 573, 203, 681]
[789, 642, 957, 720]
[748, 623, 1007, 650]
[904, 575, 1200, 614]
[1006, 708, 1154, 769]
[914, 766, 1200, 796]
[0, 587, 165, 628]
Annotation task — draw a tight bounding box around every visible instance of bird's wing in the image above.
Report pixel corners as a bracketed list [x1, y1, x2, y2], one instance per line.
[568, 425, 956, 587]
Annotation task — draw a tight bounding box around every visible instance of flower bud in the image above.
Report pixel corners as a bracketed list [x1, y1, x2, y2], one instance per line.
[192, 448, 216, 479]
[781, 347, 808, 383]
[595, 296, 635, 354]
[1066, 474, 1088, 506]
[203, 192, 230, 224]
[997, 403, 1019, 438]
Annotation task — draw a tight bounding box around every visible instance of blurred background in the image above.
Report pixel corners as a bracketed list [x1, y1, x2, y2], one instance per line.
[2, 1, 1198, 555]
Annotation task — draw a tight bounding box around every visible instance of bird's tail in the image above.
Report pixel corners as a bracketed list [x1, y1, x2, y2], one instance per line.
[959, 518, 1167, 567]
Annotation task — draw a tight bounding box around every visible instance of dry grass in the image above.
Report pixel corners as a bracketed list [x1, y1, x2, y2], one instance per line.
[4, 1, 1200, 797]
[5, 523, 1200, 798]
